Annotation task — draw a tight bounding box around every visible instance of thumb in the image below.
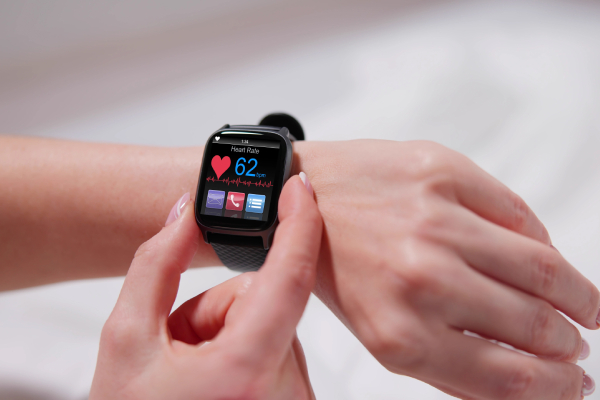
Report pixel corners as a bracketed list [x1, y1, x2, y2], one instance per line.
[225, 174, 322, 361]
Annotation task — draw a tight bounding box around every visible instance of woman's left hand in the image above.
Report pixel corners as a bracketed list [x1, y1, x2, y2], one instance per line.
[90, 176, 321, 400]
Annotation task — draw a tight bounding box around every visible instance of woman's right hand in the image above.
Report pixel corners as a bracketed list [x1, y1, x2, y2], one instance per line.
[90, 175, 321, 400]
[294, 139, 598, 399]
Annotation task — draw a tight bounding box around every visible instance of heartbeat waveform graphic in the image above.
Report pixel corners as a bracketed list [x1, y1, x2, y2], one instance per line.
[206, 176, 273, 188]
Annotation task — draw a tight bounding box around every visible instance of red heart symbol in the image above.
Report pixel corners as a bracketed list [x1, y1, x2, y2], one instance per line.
[211, 155, 231, 179]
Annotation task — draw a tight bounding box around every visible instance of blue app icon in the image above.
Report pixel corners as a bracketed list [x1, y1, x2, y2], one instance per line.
[245, 194, 266, 214]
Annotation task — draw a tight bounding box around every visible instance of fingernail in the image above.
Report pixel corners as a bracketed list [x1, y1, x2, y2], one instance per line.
[596, 308, 600, 326]
[582, 373, 595, 397]
[165, 192, 190, 226]
[579, 339, 591, 360]
[299, 172, 313, 197]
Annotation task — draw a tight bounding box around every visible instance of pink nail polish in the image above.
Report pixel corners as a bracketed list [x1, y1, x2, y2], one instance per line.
[165, 193, 190, 226]
[299, 172, 313, 197]
[579, 339, 591, 360]
[582, 373, 595, 397]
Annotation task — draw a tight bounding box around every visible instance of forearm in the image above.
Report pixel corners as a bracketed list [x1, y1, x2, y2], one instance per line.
[0, 135, 220, 290]
[0, 135, 323, 291]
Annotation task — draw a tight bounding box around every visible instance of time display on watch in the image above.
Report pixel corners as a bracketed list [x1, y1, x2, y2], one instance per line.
[200, 136, 281, 222]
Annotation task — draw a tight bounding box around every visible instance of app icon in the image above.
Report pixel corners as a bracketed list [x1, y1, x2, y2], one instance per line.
[246, 194, 266, 214]
[206, 190, 225, 209]
[226, 192, 245, 211]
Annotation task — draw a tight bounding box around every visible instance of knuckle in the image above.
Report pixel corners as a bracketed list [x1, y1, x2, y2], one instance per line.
[99, 319, 119, 346]
[133, 239, 157, 260]
[508, 192, 530, 232]
[133, 237, 186, 275]
[410, 200, 447, 240]
[290, 259, 315, 291]
[235, 272, 256, 296]
[527, 305, 554, 353]
[423, 173, 458, 201]
[282, 248, 317, 293]
[363, 322, 428, 373]
[100, 320, 125, 350]
[402, 141, 451, 178]
[395, 244, 443, 297]
[100, 314, 139, 352]
[532, 251, 560, 297]
[507, 191, 551, 244]
[498, 363, 535, 400]
[402, 267, 438, 296]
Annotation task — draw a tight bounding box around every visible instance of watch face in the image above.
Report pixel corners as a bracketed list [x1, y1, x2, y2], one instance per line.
[196, 129, 288, 231]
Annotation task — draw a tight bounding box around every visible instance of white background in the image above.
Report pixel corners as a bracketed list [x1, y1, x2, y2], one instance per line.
[1, 0, 600, 398]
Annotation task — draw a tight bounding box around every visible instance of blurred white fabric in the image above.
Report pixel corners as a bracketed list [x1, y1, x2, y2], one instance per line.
[1, 0, 600, 398]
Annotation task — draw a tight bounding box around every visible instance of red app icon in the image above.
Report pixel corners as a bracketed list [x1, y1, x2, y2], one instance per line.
[226, 192, 245, 211]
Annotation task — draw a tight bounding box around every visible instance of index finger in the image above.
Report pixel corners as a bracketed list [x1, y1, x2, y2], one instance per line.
[225, 175, 322, 359]
[112, 195, 200, 336]
[450, 153, 552, 245]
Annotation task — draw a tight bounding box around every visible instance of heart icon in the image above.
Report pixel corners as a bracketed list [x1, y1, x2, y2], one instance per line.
[211, 155, 231, 179]
[215, 136, 220, 141]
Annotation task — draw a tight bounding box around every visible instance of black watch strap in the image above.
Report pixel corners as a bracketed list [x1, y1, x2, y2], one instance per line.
[208, 231, 269, 272]
[211, 243, 268, 272]
[209, 114, 304, 272]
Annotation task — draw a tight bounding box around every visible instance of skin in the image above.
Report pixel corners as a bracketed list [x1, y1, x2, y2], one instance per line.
[90, 177, 321, 400]
[297, 140, 597, 399]
[0, 135, 597, 398]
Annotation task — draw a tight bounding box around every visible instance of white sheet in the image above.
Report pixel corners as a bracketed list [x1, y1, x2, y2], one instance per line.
[1, 1, 600, 398]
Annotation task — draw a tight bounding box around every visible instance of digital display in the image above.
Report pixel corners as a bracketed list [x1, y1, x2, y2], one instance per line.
[199, 135, 281, 222]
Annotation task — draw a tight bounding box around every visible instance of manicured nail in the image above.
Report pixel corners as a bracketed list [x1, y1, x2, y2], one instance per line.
[582, 373, 595, 397]
[579, 339, 591, 360]
[299, 172, 313, 197]
[596, 308, 600, 327]
[165, 192, 190, 226]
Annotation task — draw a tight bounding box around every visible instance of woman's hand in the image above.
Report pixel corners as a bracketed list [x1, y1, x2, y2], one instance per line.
[294, 139, 598, 399]
[90, 175, 321, 400]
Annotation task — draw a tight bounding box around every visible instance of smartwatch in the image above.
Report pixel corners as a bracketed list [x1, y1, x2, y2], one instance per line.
[194, 113, 304, 272]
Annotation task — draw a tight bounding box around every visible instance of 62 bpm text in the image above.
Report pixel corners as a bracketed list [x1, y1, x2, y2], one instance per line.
[234, 157, 266, 178]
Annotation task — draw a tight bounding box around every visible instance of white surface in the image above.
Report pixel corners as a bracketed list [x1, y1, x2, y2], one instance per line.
[1, 0, 600, 398]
